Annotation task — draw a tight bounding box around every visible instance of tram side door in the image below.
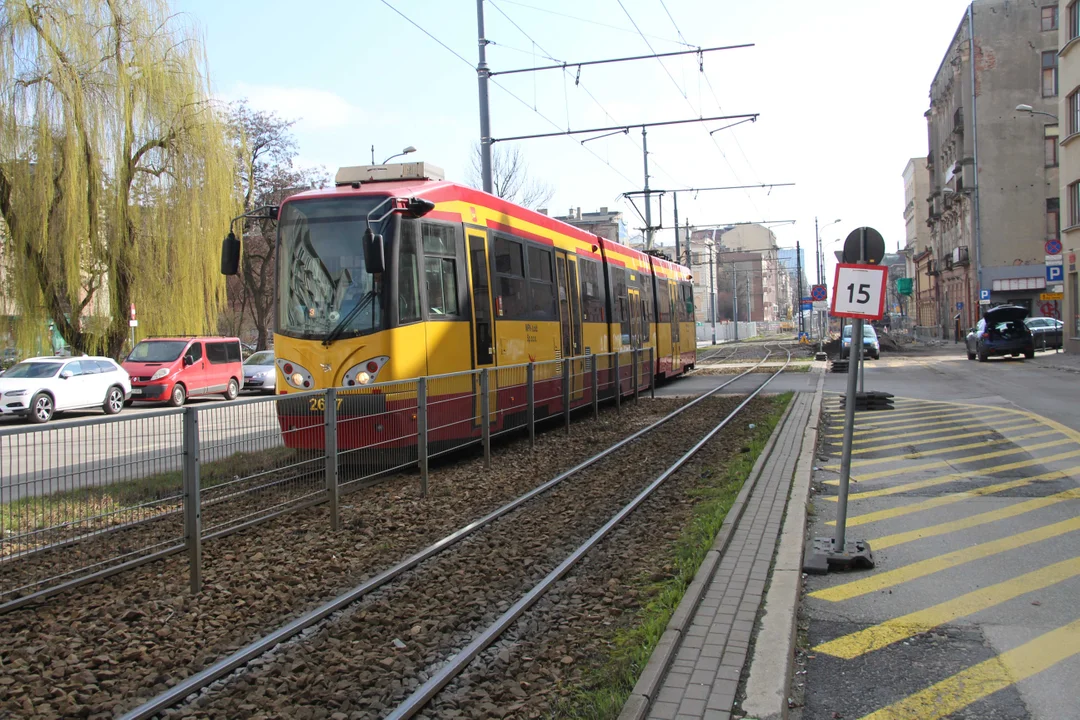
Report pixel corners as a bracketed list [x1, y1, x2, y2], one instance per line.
[628, 288, 643, 388]
[668, 281, 680, 372]
[555, 251, 585, 401]
[466, 230, 496, 426]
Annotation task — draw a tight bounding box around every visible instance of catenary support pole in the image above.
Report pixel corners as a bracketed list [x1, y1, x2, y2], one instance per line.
[709, 245, 717, 346]
[673, 191, 680, 264]
[642, 127, 652, 249]
[733, 263, 740, 341]
[476, 0, 493, 194]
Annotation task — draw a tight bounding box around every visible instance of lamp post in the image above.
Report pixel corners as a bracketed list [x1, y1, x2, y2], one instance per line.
[1015, 104, 1059, 120]
[381, 146, 417, 164]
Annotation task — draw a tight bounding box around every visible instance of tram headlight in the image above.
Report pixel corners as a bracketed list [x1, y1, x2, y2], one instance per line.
[343, 356, 389, 387]
[356, 371, 372, 385]
[291, 373, 304, 387]
[277, 359, 314, 390]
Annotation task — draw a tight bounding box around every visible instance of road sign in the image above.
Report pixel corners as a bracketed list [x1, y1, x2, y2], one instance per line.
[129, 319, 138, 327]
[1045, 239, 1063, 255]
[811, 284, 828, 301]
[813, 300, 828, 311]
[956, 301, 964, 310]
[800, 302, 813, 311]
[842, 227, 886, 265]
[830, 263, 888, 320]
[1046, 254, 1063, 266]
[1041, 292, 1064, 301]
[1047, 264, 1064, 283]
[979, 289, 991, 301]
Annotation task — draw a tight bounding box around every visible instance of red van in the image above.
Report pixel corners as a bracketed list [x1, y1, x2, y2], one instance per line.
[123, 337, 244, 406]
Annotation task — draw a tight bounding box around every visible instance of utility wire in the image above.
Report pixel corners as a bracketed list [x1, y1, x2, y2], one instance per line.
[499, 0, 694, 47]
[378, 0, 641, 188]
[617, 0, 688, 99]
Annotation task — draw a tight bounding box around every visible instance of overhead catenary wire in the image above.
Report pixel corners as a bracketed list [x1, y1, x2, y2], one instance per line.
[498, 0, 695, 47]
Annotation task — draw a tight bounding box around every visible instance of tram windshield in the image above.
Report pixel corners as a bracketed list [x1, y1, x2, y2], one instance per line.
[277, 196, 389, 340]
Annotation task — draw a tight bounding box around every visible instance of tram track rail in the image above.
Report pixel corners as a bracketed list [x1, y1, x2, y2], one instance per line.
[120, 346, 791, 720]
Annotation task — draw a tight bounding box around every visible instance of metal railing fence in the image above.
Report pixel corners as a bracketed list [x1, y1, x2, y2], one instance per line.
[0, 348, 654, 611]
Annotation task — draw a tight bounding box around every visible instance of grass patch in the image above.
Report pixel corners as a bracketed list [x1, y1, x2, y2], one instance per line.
[1, 447, 297, 538]
[551, 392, 793, 718]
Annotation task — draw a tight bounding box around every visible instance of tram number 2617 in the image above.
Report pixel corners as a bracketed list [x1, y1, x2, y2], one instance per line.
[309, 397, 345, 412]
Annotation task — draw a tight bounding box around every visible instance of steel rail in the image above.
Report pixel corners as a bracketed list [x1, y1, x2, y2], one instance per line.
[386, 346, 792, 719]
[118, 351, 777, 720]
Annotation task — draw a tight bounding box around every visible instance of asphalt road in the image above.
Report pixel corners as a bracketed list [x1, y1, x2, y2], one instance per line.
[798, 346, 1080, 720]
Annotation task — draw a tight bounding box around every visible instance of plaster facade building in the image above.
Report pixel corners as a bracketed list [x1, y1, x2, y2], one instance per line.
[1058, 0, 1080, 353]
[547, 207, 629, 245]
[926, 0, 1060, 340]
[688, 225, 785, 322]
[903, 158, 938, 334]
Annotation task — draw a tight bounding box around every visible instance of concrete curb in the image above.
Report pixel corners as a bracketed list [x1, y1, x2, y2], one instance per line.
[618, 390, 799, 719]
[740, 371, 825, 720]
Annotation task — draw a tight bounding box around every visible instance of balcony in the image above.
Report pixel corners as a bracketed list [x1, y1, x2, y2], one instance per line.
[928, 260, 940, 276]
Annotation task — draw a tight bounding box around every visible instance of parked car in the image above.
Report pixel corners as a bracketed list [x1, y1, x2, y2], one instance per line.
[1025, 316, 1064, 350]
[841, 323, 880, 360]
[0, 356, 131, 423]
[123, 337, 243, 406]
[966, 306, 1035, 361]
[242, 350, 276, 394]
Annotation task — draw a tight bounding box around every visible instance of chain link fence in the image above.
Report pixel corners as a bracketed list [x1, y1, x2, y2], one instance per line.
[0, 349, 655, 611]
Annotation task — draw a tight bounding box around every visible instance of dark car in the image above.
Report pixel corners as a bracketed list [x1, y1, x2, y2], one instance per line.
[1025, 317, 1064, 350]
[965, 306, 1035, 361]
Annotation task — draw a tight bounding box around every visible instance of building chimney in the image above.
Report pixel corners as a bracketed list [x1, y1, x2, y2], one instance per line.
[576, 207, 582, 220]
[599, 206, 608, 214]
[538, 208, 548, 216]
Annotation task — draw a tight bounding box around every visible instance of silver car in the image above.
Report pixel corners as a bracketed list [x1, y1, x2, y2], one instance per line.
[242, 350, 276, 394]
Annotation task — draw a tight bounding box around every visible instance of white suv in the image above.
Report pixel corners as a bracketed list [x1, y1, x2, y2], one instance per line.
[0, 356, 132, 423]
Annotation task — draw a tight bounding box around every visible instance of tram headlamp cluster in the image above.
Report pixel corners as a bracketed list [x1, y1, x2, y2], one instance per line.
[276, 359, 314, 389]
[343, 356, 389, 387]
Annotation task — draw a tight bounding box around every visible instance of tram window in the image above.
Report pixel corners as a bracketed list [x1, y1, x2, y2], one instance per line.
[494, 236, 527, 318]
[422, 223, 456, 256]
[494, 237, 525, 276]
[657, 280, 670, 322]
[398, 221, 421, 324]
[425, 257, 459, 316]
[527, 246, 556, 318]
[611, 267, 627, 323]
[579, 259, 605, 322]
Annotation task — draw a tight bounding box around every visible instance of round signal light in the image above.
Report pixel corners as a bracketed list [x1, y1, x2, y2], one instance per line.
[283, 363, 294, 375]
[367, 361, 379, 373]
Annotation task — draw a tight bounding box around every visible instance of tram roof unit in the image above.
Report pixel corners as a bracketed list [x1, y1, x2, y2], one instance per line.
[286, 162, 692, 280]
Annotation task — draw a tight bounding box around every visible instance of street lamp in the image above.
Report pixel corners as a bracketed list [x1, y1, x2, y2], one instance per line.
[1015, 104, 1059, 120]
[381, 145, 417, 164]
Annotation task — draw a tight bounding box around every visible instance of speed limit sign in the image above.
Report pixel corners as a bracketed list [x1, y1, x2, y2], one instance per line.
[830, 263, 888, 320]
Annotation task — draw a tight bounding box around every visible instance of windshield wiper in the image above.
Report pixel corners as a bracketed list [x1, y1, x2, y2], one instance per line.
[323, 290, 378, 347]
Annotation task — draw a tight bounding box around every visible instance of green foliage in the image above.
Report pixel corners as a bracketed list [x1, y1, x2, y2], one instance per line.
[0, 0, 238, 357]
[551, 392, 793, 719]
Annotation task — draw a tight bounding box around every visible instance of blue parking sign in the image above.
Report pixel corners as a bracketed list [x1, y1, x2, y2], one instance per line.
[979, 289, 991, 301]
[1047, 264, 1064, 283]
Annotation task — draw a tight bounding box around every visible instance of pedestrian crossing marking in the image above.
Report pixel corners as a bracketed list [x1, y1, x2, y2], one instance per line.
[824, 439, 1073, 485]
[845, 421, 1042, 454]
[871, 489, 1080, 550]
[822, 449, 1080, 501]
[857, 617, 1080, 720]
[809, 515, 1080, 602]
[825, 467, 1080, 527]
[823, 430, 1059, 471]
[853, 406, 981, 427]
[813, 557, 1080, 660]
[824, 416, 990, 440]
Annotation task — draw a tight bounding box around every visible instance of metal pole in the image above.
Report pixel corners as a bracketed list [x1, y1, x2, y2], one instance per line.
[613, 350, 621, 413]
[562, 357, 571, 435]
[476, 0, 493, 194]
[527, 363, 536, 447]
[642, 127, 653, 249]
[673, 191, 680, 266]
[590, 356, 598, 419]
[480, 368, 491, 468]
[649, 346, 655, 398]
[632, 348, 640, 403]
[182, 407, 201, 595]
[417, 379, 429, 496]
[834, 315, 860, 551]
[325, 388, 339, 528]
[709, 246, 716, 346]
[733, 264, 739, 341]
[685, 219, 691, 267]
[796, 240, 803, 337]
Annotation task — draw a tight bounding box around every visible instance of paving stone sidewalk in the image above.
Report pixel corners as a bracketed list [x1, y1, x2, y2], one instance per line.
[620, 391, 814, 720]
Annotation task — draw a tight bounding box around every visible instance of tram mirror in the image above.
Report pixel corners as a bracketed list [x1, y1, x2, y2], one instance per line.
[363, 227, 385, 274]
[406, 198, 436, 217]
[220, 231, 241, 275]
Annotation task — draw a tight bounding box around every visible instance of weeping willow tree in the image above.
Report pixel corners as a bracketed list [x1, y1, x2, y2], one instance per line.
[0, 0, 237, 357]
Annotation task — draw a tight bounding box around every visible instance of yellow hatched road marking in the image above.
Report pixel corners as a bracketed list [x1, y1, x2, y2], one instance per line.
[809, 515, 1080, 602]
[814, 557, 1080, 660]
[823, 439, 1071, 485]
[825, 416, 990, 440]
[847, 421, 1042, 453]
[851, 406, 983, 427]
[871, 489, 1080, 550]
[823, 430, 1058, 471]
[825, 467, 1080, 526]
[858, 617, 1080, 720]
[823, 450, 1080, 501]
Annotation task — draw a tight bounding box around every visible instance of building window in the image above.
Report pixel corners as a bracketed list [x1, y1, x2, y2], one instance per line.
[1072, 0, 1080, 40]
[1046, 124, 1060, 166]
[1070, 181, 1080, 227]
[1048, 197, 1061, 238]
[1071, 91, 1080, 135]
[1043, 51, 1059, 97]
[1043, 5, 1059, 31]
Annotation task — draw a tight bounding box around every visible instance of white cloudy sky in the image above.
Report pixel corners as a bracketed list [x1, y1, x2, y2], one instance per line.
[174, 0, 974, 280]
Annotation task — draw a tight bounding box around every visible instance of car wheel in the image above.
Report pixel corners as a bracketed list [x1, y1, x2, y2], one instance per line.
[1025, 350, 1035, 359]
[28, 392, 54, 424]
[224, 378, 239, 400]
[978, 349, 987, 362]
[103, 386, 125, 415]
[168, 384, 187, 407]
[967, 349, 976, 360]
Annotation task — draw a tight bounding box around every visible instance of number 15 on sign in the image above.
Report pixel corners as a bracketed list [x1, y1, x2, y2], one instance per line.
[830, 264, 889, 320]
